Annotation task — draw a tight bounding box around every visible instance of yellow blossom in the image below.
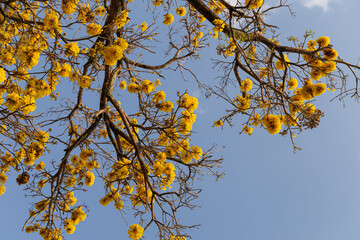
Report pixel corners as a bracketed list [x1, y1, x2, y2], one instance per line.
[262, 114, 282, 135]
[245, 0, 263, 9]
[128, 224, 144, 240]
[175, 6, 187, 17]
[163, 13, 174, 25]
[86, 23, 102, 36]
[139, 22, 148, 32]
[78, 75, 92, 88]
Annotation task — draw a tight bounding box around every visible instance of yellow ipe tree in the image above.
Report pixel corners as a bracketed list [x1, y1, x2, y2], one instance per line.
[0, 0, 358, 239]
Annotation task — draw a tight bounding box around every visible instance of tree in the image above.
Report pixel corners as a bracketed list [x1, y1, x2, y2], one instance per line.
[0, 0, 358, 239]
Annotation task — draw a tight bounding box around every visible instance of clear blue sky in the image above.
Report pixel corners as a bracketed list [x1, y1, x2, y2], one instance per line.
[1, 0, 360, 239]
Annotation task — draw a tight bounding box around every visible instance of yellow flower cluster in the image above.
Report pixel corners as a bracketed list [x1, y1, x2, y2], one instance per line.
[86, 23, 102, 36]
[212, 19, 225, 38]
[102, 38, 128, 66]
[240, 79, 253, 92]
[0, 185, 6, 196]
[39, 227, 62, 240]
[175, 6, 187, 17]
[138, 21, 148, 32]
[214, 119, 223, 127]
[152, 0, 163, 7]
[233, 95, 250, 111]
[54, 205, 87, 235]
[275, 54, 290, 70]
[84, 171, 95, 186]
[170, 235, 187, 240]
[62, 0, 78, 15]
[35, 161, 45, 171]
[177, 93, 199, 113]
[99, 188, 122, 206]
[77, 3, 95, 23]
[262, 114, 282, 135]
[115, 10, 129, 29]
[303, 36, 338, 81]
[163, 13, 174, 25]
[287, 78, 298, 90]
[152, 155, 176, 190]
[78, 75, 93, 88]
[158, 101, 174, 112]
[43, 11, 62, 36]
[128, 224, 144, 240]
[245, 0, 264, 9]
[208, 0, 225, 14]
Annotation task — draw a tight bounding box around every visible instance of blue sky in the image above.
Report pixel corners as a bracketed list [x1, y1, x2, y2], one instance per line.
[1, 0, 360, 239]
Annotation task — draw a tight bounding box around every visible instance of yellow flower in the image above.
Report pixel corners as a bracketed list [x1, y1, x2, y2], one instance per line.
[307, 40, 317, 50]
[275, 54, 289, 70]
[65, 223, 76, 234]
[300, 79, 315, 100]
[240, 78, 253, 92]
[62, 0, 78, 15]
[213, 19, 225, 32]
[175, 6, 187, 17]
[35, 199, 49, 211]
[84, 171, 95, 186]
[95, 5, 106, 16]
[310, 68, 325, 81]
[119, 80, 127, 89]
[287, 78, 298, 90]
[158, 101, 173, 112]
[262, 114, 282, 135]
[0, 172, 8, 184]
[59, 63, 72, 78]
[115, 10, 129, 28]
[66, 191, 77, 206]
[233, 95, 250, 111]
[128, 224, 144, 240]
[114, 199, 124, 210]
[124, 185, 133, 194]
[86, 23, 102, 36]
[0, 185, 6, 196]
[303, 103, 316, 116]
[245, 0, 264, 9]
[114, 38, 128, 51]
[198, 15, 206, 23]
[85, 160, 99, 170]
[321, 61, 336, 74]
[103, 45, 123, 66]
[65, 176, 77, 187]
[80, 148, 93, 161]
[127, 82, 141, 93]
[243, 126, 253, 135]
[0, 67, 6, 84]
[153, 90, 166, 102]
[214, 119, 223, 127]
[163, 13, 174, 25]
[64, 42, 80, 57]
[5, 92, 21, 112]
[323, 48, 338, 60]
[259, 67, 268, 78]
[78, 75, 92, 88]
[138, 21, 148, 32]
[44, 11, 60, 30]
[70, 206, 87, 225]
[152, 0, 162, 7]
[177, 93, 198, 112]
[313, 83, 326, 96]
[141, 79, 155, 93]
[316, 36, 330, 48]
[35, 161, 45, 171]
